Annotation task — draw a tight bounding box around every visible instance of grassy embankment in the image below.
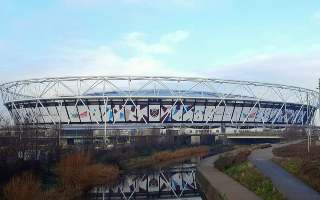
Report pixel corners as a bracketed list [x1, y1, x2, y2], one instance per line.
[273, 141, 320, 192]
[215, 148, 285, 200]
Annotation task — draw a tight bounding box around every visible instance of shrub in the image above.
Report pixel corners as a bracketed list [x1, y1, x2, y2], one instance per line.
[55, 152, 119, 197]
[152, 146, 209, 163]
[3, 172, 44, 200]
[124, 146, 209, 170]
[215, 150, 251, 171]
[2, 152, 120, 200]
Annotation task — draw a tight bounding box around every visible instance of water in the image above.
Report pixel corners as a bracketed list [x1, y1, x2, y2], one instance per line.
[90, 162, 202, 200]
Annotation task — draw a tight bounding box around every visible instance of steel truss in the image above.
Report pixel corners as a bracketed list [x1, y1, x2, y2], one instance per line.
[0, 76, 319, 129]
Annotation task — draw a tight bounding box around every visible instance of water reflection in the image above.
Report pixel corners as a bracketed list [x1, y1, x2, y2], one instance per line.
[90, 162, 202, 200]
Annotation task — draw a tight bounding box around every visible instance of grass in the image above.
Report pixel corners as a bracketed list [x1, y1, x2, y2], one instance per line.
[273, 157, 302, 176]
[273, 141, 320, 192]
[225, 161, 285, 200]
[215, 149, 285, 200]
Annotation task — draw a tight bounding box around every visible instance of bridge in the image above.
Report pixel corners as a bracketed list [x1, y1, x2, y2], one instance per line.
[223, 134, 283, 139]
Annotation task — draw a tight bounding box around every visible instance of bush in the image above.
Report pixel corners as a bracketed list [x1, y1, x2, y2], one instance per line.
[215, 150, 251, 171]
[3, 172, 44, 200]
[124, 146, 209, 170]
[55, 152, 119, 197]
[2, 152, 120, 200]
[152, 146, 209, 163]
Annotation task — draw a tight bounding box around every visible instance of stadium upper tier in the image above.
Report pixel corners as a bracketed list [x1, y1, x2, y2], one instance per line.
[0, 76, 318, 127]
[86, 89, 256, 100]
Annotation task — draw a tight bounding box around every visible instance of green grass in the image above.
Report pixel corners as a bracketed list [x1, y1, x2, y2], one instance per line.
[273, 157, 320, 193]
[273, 158, 301, 176]
[225, 161, 285, 200]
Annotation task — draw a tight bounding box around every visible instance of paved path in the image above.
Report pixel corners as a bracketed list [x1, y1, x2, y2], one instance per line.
[198, 152, 261, 200]
[249, 141, 320, 200]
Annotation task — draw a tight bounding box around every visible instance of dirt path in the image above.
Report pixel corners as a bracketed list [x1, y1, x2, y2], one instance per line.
[249, 141, 320, 200]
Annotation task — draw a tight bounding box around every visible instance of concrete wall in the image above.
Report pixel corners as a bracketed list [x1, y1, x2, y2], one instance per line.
[197, 170, 224, 200]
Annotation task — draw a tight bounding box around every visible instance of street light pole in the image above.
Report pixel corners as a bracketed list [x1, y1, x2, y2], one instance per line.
[308, 79, 320, 153]
[318, 78, 320, 127]
[308, 128, 311, 153]
[317, 78, 320, 142]
[307, 93, 311, 153]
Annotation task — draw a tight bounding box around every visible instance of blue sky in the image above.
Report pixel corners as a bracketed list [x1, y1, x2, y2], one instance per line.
[1, 0, 320, 89]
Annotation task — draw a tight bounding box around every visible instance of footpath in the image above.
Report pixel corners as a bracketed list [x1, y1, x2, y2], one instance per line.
[249, 141, 320, 200]
[197, 151, 261, 200]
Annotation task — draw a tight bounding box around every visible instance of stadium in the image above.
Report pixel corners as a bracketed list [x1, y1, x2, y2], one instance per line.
[0, 76, 318, 131]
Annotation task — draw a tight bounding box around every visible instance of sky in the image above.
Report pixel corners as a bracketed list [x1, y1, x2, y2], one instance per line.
[1, 0, 320, 90]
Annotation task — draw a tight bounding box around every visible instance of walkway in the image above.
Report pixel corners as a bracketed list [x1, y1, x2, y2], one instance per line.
[198, 152, 261, 200]
[249, 142, 320, 200]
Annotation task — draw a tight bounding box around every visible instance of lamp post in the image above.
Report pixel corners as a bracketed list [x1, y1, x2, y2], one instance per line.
[307, 93, 311, 153]
[309, 79, 320, 153]
[318, 78, 320, 127]
[317, 78, 320, 142]
[308, 128, 311, 153]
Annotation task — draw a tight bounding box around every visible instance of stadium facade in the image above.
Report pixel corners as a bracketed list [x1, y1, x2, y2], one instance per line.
[0, 76, 319, 129]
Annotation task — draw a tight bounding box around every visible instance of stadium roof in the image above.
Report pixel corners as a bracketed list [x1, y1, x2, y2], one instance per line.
[86, 89, 256, 100]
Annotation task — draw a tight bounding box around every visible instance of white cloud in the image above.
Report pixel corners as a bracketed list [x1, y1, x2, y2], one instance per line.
[171, 0, 199, 7]
[123, 32, 172, 54]
[0, 40, 5, 50]
[313, 11, 320, 22]
[123, 30, 190, 54]
[18, 46, 177, 79]
[63, 0, 201, 7]
[210, 52, 320, 90]
[126, 0, 199, 7]
[0, 30, 192, 82]
[161, 30, 190, 43]
[63, 0, 110, 7]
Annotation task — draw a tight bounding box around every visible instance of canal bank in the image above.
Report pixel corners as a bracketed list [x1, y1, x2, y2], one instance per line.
[197, 151, 261, 200]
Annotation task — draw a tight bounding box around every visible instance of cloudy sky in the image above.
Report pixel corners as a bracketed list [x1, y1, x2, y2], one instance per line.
[1, 0, 320, 90]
